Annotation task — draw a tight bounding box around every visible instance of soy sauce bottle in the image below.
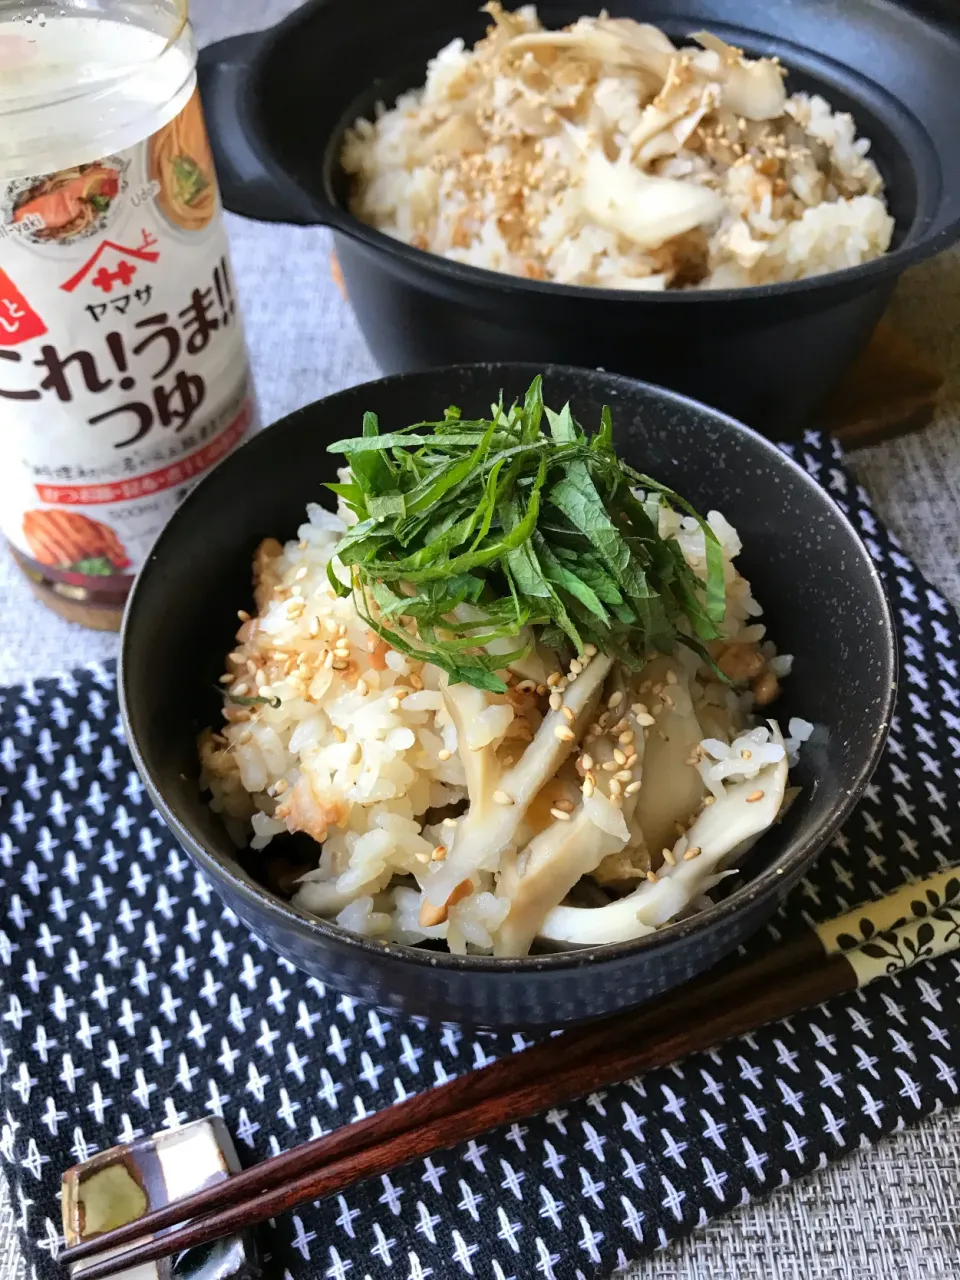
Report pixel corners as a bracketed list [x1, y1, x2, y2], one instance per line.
[0, 0, 257, 628]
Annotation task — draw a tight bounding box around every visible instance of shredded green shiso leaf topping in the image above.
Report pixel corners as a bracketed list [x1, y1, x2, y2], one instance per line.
[325, 376, 726, 693]
[219, 688, 282, 709]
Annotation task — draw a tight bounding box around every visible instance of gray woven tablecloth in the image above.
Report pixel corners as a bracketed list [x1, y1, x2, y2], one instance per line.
[2, 2, 960, 1275]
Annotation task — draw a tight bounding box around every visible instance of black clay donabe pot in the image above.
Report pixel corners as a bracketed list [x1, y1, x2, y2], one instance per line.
[120, 364, 895, 1029]
[197, 0, 960, 436]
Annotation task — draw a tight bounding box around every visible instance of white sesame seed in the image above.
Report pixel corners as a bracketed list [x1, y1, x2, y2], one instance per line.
[662, 845, 676, 865]
[550, 807, 572, 822]
[294, 566, 308, 581]
[547, 672, 562, 687]
[637, 713, 655, 727]
[625, 780, 642, 796]
[554, 725, 576, 742]
[683, 845, 702, 860]
[609, 778, 622, 797]
[614, 769, 632, 783]
[618, 729, 635, 745]
[613, 749, 627, 766]
[582, 777, 595, 798]
[746, 790, 765, 803]
[646, 870, 658, 884]
[493, 790, 514, 806]
[584, 643, 597, 657]
[581, 753, 594, 772]
[549, 692, 563, 712]
[561, 705, 575, 723]
[607, 691, 623, 709]
[438, 749, 452, 762]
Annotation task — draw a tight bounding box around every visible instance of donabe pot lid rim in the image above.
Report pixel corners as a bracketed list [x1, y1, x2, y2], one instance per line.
[119, 361, 898, 977]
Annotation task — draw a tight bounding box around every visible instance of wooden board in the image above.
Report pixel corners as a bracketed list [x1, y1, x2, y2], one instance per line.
[823, 321, 944, 448]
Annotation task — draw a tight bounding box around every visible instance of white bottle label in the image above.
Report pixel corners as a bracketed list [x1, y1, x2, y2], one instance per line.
[0, 87, 255, 601]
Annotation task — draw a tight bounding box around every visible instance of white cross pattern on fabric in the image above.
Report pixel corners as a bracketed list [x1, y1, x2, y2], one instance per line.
[0, 436, 958, 1279]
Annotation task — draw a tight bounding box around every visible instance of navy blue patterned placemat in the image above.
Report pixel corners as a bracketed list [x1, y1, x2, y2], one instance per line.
[0, 433, 958, 1280]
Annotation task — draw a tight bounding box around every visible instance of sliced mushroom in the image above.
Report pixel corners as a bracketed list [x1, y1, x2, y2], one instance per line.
[508, 18, 676, 80]
[494, 674, 647, 955]
[494, 799, 626, 956]
[424, 655, 613, 904]
[632, 657, 706, 861]
[538, 724, 789, 946]
[413, 113, 486, 162]
[690, 32, 787, 121]
[582, 152, 724, 249]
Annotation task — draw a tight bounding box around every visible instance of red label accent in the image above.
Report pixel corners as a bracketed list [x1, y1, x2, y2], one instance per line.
[0, 270, 48, 347]
[35, 399, 252, 505]
[60, 230, 160, 294]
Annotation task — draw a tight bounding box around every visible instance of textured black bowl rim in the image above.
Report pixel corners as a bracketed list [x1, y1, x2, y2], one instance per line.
[284, 5, 960, 301]
[120, 363, 897, 974]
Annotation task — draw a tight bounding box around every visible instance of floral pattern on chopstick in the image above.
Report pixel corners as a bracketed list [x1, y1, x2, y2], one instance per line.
[840, 879, 960, 983]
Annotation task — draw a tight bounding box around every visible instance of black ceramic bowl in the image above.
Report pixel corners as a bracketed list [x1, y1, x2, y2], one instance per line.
[120, 364, 895, 1029]
[197, 0, 960, 435]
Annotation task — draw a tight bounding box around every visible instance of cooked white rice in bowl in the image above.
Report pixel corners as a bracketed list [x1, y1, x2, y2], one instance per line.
[340, 4, 893, 290]
[199, 380, 811, 957]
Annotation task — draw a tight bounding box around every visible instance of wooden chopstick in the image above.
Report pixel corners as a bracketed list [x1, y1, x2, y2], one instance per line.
[67, 951, 855, 1280]
[63, 867, 960, 1279]
[61, 944, 777, 1266]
